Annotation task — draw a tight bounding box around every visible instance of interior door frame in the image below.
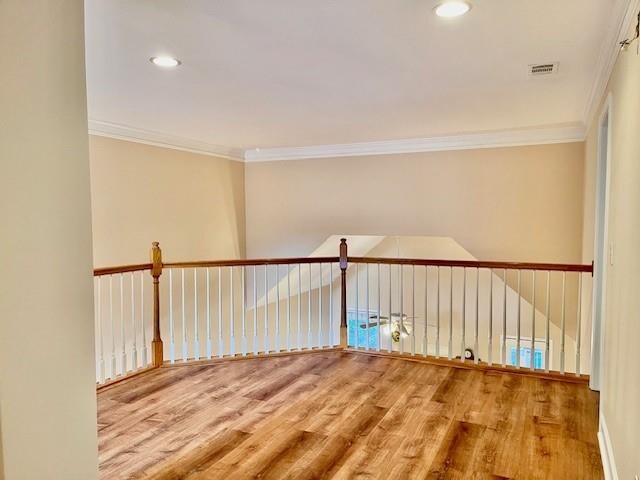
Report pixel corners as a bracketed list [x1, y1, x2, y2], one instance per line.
[590, 93, 613, 391]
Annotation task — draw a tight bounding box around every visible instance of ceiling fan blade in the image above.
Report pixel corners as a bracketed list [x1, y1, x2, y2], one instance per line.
[389, 313, 422, 320]
[359, 319, 390, 328]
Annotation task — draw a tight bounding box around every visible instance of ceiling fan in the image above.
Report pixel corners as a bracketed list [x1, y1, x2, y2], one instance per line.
[359, 313, 428, 342]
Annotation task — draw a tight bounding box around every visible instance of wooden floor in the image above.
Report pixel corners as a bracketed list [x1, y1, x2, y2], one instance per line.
[98, 351, 602, 479]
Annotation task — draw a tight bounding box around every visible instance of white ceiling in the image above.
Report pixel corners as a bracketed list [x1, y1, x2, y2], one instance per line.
[85, 0, 628, 159]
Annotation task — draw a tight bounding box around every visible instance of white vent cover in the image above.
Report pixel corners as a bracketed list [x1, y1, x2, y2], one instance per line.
[528, 63, 559, 76]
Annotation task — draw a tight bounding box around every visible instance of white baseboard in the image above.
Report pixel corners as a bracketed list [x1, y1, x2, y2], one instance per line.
[598, 412, 619, 480]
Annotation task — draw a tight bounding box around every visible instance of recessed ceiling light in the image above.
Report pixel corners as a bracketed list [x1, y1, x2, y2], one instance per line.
[434, 1, 471, 17]
[150, 56, 181, 68]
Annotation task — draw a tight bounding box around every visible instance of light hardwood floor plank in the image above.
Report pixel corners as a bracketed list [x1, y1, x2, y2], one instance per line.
[98, 351, 602, 479]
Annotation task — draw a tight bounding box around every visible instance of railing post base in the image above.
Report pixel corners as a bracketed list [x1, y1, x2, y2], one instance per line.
[339, 325, 348, 349]
[152, 340, 164, 368]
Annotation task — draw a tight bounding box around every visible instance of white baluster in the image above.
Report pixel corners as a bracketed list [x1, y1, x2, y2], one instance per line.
[169, 269, 175, 363]
[448, 267, 453, 360]
[253, 265, 258, 355]
[488, 269, 493, 366]
[576, 273, 583, 376]
[560, 271, 566, 374]
[181, 268, 187, 362]
[308, 263, 312, 349]
[275, 265, 280, 352]
[461, 268, 466, 363]
[230, 266, 235, 356]
[109, 275, 116, 377]
[297, 264, 302, 349]
[516, 270, 521, 368]
[399, 264, 404, 355]
[502, 269, 507, 367]
[141, 271, 147, 366]
[377, 263, 381, 352]
[285, 265, 291, 352]
[120, 273, 126, 375]
[218, 267, 224, 358]
[130, 273, 137, 369]
[318, 263, 322, 348]
[194, 269, 200, 360]
[530, 270, 536, 371]
[388, 264, 393, 353]
[330, 263, 334, 346]
[436, 267, 440, 358]
[423, 266, 428, 356]
[474, 268, 479, 365]
[96, 277, 105, 382]
[355, 263, 359, 349]
[264, 265, 269, 353]
[206, 268, 212, 359]
[411, 264, 416, 356]
[242, 266, 247, 356]
[545, 271, 551, 372]
[365, 263, 369, 351]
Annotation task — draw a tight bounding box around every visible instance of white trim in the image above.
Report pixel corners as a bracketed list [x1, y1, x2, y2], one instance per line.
[244, 124, 585, 162]
[88, 119, 245, 161]
[598, 412, 619, 480]
[89, 121, 586, 163]
[590, 94, 613, 392]
[583, 0, 638, 130]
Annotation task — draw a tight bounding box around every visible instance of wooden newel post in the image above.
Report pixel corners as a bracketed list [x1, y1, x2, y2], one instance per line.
[151, 242, 163, 367]
[339, 238, 348, 348]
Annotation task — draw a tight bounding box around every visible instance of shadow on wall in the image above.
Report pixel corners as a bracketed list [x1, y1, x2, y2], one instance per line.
[89, 135, 246, 267]
[215, 158, 246, 260]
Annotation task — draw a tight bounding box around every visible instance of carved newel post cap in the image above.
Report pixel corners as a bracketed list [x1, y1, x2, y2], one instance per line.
[151, 242, 163, 277]
[339, 238, 348, 271]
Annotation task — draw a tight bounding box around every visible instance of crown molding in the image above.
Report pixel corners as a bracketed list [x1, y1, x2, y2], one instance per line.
[89, 121, 585, 163]
[88, 119, 245, 161]
[243, 124, 586, 162]
[583, 0, 639, 130]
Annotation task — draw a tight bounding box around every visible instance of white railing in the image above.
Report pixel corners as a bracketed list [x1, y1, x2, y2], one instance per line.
[92, 240, 593, 385]
[346, 257, 592, 376]
[159, 260, 341, 363]
[93, 265, 153, 384]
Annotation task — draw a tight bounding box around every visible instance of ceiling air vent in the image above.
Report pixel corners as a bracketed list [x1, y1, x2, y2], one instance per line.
[528, 63, 558, 76]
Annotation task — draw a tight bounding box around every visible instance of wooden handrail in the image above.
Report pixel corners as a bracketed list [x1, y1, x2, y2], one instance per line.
[93, 258, 592, 275]
[93, 263, 152, 276]
[96, 256, 590, 276]
[163, 256, 340, 268]
[348, 256, 593, 273]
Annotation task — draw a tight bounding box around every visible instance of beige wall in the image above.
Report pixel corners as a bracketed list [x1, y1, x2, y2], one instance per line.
[0, 1, 98, 478]
[245, 143, 586, 263]
[89, 136, 246, 267]
[582, 28, 640, 479]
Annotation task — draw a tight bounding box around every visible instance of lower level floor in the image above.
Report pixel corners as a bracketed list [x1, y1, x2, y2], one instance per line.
[98, 351, 602, 479]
